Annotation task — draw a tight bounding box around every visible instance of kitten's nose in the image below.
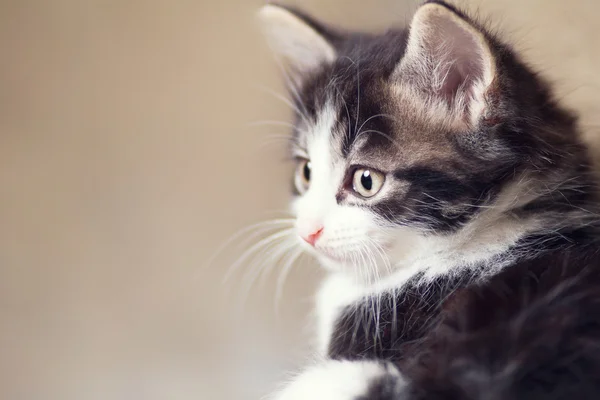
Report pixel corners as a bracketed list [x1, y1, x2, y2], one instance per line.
[302, 227, 323, 247]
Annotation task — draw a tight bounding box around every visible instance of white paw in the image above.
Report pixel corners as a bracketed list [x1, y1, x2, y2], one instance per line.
[271, 359, 403, 400]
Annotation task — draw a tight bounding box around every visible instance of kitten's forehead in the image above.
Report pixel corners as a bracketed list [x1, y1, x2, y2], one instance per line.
[295, 72, 459, 172]
[293, 31, 408, 143]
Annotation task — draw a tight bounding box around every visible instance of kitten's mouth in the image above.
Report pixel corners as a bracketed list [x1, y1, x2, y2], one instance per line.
[310, 245, 346, 263]
[315, 241, 394, 269]
[318, 246, 370, 265]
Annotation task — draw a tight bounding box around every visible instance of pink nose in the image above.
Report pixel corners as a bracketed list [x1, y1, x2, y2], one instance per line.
[302, 227, 323, 247]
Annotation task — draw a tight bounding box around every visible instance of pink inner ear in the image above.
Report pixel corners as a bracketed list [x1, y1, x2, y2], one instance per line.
[426, 14, 486, 107]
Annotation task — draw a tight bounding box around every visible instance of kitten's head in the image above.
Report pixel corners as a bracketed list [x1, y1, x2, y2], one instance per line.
[259, 1, 588, 279]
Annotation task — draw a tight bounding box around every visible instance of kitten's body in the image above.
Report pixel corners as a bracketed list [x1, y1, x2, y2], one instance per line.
[258, 1, 600, 398]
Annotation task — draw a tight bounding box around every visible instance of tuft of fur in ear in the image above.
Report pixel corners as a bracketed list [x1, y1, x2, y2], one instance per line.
[395, 2, 496, 126]
[257, 4, 338, 87]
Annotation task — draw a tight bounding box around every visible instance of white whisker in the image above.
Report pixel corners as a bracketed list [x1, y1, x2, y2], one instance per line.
[355, 113, 396, 138]
[274, 247, 304, 316]
[255, 81, 311, 128]
[257, 134, 295, 151]
[354, 59, 361, 136]
[222, 227, 295, 285]
[236, 234, 297, 311]
[269, 53, 312, 125]
[203, 219, 294, 277]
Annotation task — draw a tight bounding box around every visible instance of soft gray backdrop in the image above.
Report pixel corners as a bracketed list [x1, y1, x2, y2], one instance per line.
[1, 1, 599, 399]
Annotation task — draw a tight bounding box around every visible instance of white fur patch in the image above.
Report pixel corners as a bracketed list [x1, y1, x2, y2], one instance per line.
[315, 273, 360, 354]
[270, 359, 403, 400]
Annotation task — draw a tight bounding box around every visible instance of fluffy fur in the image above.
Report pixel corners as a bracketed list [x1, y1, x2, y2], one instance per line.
[258, 1, 600, 399]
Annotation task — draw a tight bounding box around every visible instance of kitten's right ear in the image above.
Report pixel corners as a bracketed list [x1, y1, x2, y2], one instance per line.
[257, 4, 338, 86]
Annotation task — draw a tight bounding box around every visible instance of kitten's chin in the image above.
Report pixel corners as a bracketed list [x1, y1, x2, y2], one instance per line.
[315, 253, 351, 272]
[315, 252, 397, 282]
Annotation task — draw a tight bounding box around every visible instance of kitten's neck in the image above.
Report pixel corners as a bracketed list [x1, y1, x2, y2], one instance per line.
[360, 181, 598, 292]
[371, 215, 536, 291]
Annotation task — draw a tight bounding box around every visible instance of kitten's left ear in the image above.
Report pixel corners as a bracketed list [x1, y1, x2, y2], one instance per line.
[396, 2, 497, 125]
[258, 4, 339, 86]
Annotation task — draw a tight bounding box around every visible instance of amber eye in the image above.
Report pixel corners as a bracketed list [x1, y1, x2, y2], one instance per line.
[352, 168, 385, 198]
[295, 159, 311, 193]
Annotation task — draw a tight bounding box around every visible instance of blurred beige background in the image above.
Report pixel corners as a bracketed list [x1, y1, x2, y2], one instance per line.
[1, 1, 599, 399]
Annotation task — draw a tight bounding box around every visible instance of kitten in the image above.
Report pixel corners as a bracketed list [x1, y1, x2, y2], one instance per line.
[258, 1, 600, 398]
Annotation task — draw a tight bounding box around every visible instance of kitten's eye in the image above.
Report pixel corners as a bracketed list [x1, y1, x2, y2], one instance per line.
[352, 168, 385, 198]
[295, 159, 311, 193]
